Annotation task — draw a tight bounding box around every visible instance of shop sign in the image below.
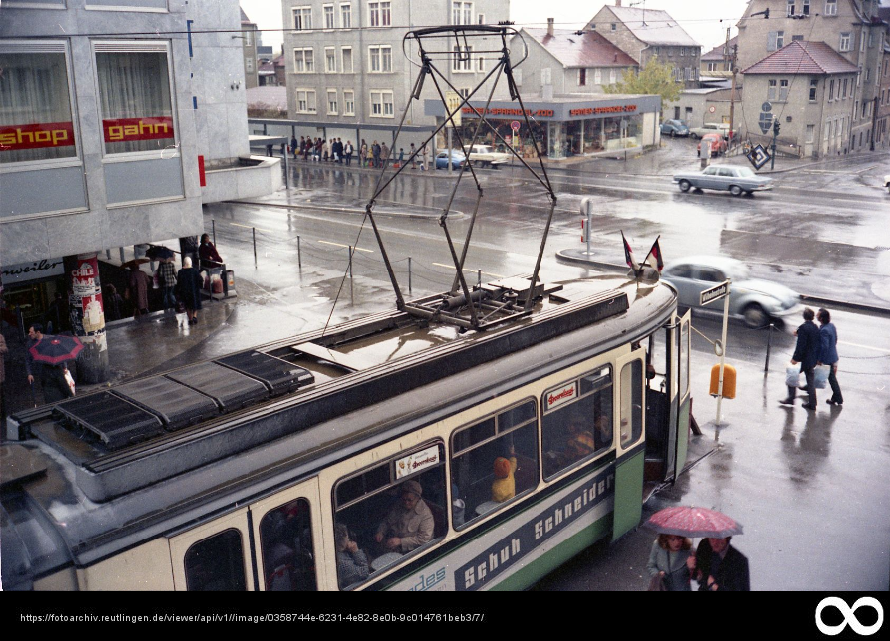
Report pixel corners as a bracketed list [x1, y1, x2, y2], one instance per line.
[0, 122, 76, 151]
[103, 116, 174, 143]
[0, 258, 65, 284]
[462, 107, 554, 118]
[569, 105, 637, 116]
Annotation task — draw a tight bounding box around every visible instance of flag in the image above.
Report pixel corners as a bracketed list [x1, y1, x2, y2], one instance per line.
[621, 231, 636, 269]
[643, 236, 664, 271]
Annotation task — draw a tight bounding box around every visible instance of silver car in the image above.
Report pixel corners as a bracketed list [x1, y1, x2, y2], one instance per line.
[660, 255, 802, 329]
[674, 165, 773, 197]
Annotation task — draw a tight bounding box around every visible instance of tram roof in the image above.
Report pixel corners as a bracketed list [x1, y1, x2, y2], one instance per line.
[1, 271, 676, 572]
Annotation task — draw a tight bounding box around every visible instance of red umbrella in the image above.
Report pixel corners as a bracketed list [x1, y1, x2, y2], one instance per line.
[29, 334, 84, 365]
[645, 506, 743, 539]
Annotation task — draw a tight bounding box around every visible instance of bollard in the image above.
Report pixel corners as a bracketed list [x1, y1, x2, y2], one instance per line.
[408, 257, 412, 294]
[764, 323, 774, 372]
[297, 236, 302, 269]
[253, 227, 257, 269]
[477, 269, 482, 289]
[212, 219, 216, 246]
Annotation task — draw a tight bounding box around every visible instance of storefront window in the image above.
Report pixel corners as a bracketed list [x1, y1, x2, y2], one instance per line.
[95, 44, 175, 155]
[0, 47, 77, 165]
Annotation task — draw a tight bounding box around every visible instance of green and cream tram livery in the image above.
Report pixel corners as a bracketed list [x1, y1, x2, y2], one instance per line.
[1, 274, 692, 591]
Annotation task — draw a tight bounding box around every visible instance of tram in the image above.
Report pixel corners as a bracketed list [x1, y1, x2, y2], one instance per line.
[1, 273, 691, 591]
[1, 25, 692, 592]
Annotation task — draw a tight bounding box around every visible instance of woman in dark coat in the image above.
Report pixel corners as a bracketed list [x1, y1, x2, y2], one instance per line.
[176, 256, 203, 325]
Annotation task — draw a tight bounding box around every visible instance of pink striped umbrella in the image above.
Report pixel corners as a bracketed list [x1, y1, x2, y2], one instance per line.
[645, 506, 743, 539]
[29, 334, 83, 365]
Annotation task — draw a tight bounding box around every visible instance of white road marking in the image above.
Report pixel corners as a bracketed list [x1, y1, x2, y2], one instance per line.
[318, 240, 373, 253]
[839, 340, 890, 354]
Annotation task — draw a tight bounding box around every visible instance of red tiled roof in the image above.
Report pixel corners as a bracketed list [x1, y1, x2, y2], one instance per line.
[741, 41, 859, 75]
[523, 28, 639, 68]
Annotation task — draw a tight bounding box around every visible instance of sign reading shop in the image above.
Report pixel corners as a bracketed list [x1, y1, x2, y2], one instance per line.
[0, 122, 76, 151]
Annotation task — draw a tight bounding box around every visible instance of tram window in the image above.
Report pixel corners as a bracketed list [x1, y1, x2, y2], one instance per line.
[450, 400, 539, 529]
[620, 360, 643, 447]
[542, 368, 613, 480]
[184, 529, 247, 591]
[258, 498, 317, 591]
[333, 443, 447, 588]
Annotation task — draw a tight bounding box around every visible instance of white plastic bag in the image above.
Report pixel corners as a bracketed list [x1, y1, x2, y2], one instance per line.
[814, 364, 830, 389]
[785, 362, 801, 387]
[64, 368, 76, 396]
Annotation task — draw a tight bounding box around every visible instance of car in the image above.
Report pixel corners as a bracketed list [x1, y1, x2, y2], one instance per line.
[660, 255, 802, 329]
[884, 174, 890, 194]
[462, 144, 513, 167]
[689, 122, 734, 139]
[673, 165, 773, 196]
[660, 119, 690, 137]
[697, 133, 727, 157]
[435, 150, 468, 170]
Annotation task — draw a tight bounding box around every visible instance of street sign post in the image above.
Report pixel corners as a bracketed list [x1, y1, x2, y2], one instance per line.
[700, 279, 732, 426]
[511, 120, 520, 132]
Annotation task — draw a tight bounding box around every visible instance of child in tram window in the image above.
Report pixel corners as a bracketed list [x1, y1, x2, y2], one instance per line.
[491, 449, 518, 502]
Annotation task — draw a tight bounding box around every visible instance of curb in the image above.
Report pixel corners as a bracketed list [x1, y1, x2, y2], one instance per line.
[555, 249, 890, 318]
[229, 199, 451, 221]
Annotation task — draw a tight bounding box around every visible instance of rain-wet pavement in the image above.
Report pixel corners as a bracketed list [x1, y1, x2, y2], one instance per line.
[3, 144, 888, 591]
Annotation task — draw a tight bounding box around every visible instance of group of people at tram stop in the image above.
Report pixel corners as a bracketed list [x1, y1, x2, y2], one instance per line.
[288, 135, 431, 171]
[647, 534, 750, 592]
[121, 234, 225, 327]
[780, 307, 843, 410]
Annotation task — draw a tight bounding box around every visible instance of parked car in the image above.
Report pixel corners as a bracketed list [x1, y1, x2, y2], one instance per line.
[673, 165, 773, 196]
[661, 255, 802, 329]
[884, 174, 890, 194]
[697, 133, 727, 157]
[435, 150, 468, 170]
[462, 144, 513, 167]
[689, 122, 735, 139]
[660, 119, 690, 137]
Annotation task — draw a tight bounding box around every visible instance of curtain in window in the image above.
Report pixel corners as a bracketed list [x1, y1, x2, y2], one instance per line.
[96, 50, 174, 154]
[0, 52, 76, 163]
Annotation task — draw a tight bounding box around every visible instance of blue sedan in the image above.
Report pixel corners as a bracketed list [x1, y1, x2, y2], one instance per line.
[435, 150, 467, 170]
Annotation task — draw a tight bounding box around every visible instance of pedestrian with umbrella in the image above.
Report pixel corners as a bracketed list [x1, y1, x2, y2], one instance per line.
[645, 506, 749, 591]
[646, 533, 695, 591]
[28, 330, 82, 403]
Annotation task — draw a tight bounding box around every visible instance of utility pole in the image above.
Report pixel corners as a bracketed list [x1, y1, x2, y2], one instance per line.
[771, 117, 780, 169]
[727, 29, 738, 151]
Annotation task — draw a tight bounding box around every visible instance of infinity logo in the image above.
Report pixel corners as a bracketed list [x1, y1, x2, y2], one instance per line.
[815, 597, 884, 636]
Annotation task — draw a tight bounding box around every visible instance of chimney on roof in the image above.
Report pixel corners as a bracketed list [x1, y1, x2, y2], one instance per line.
[615, 0, 621, 6]
[547, 18, 554, 37]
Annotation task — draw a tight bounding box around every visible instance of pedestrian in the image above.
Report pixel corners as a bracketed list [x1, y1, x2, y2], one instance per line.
[290, 135, 298, 159]
[371, 140, 380, 168]
[334, 138, 343, 163]
[175, 256, 203, 325]
[817, 308, 843, 406]
[409, 142, 417, 168]
[344, 140, 353, 166]
[199, 233, 223, 270]
[0, 329, 8, 422]
[25, 323, 44, 392]
[104, 284, 124, 322]
[421, 144, 429, 171]
[314, 137, 322, 161]
[780, 307, 820, 410]
[360, 139, 367, 167]
[44, 291, 70, 334]
[646, 534, 695, 591]
[693, 537, 750, 591]
[126, 264, 150, 317]
[397, 148, 404, 167]
[303, 138, 311, 161]
[158, 257, 178, 312]
[381, 141, 389, 165]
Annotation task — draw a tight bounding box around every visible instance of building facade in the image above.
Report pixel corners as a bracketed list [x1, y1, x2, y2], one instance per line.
[280, 0, 510, 141]
[736, 0, 888, 153]
[241, 8, 260, 89]
[740, 41, 859, 157]
[585, 1, 702, 88]
[664, 88, 741, 130]
[511, 22, 638, 97]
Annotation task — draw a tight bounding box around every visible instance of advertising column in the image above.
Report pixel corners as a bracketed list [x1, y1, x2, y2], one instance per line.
[66, 254, 109, 384]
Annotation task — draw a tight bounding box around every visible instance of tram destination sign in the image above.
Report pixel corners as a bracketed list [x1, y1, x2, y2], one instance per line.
[700, 280, 730, 306]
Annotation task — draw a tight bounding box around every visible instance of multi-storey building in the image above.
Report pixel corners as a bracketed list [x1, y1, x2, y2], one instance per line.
[740, 41, 859, 157]
[241, 8, 260, 89]
[875, 5, 890, 149]
[280, 0, 509, 143]
[701, 37, 737, 79]
[1, 0, 279, 380]
[585, 1, 702, 88]
[736, 0, 887, 154]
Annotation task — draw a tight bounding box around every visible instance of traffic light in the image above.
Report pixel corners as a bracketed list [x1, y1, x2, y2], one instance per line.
[773, 119, 780, 136]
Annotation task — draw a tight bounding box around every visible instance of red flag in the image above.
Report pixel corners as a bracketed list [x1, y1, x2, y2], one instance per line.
[644, 236, 664, 271]
[621, 231, 636, 269]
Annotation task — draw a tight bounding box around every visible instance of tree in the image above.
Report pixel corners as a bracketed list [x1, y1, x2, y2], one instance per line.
[604, 58, 682, 109]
